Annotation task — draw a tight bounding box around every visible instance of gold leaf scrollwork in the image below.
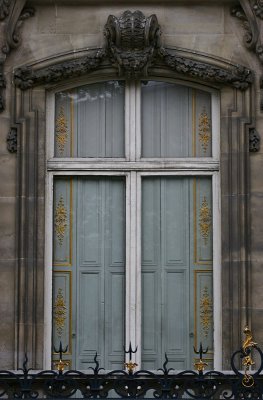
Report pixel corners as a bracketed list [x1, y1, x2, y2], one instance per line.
[199, 196, 211, 245]
[200, 286, 213, 338]
[54, 288, 67, 337]
[55, 196, 67, 246]
[55, 106, 68, 155]
[198, 109, 211, 153]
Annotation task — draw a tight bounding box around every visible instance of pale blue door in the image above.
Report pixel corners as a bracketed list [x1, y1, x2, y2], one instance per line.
[141, 177, 213, 370]
[53, 177, 125, 370]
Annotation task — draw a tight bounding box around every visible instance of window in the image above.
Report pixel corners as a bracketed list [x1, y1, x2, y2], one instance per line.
[46, 79, 221, 371]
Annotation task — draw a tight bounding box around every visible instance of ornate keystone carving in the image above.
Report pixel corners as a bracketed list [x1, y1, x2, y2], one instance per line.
[249, 127, 260, 151]
[104, 10, 161, 78]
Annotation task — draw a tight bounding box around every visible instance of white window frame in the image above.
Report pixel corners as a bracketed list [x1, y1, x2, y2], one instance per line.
[44, 78, 222, 370]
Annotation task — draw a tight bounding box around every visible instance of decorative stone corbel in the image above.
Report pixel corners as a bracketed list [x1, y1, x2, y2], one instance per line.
[0, 0, 34, 113]
[249, 127, 260, 152]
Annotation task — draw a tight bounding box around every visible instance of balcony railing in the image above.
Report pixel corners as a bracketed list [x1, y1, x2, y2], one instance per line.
[1, 327, 263, 399]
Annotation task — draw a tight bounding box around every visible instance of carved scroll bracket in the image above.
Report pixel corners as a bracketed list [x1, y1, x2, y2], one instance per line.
[0, 0, 35, 114]
[231, 0, 263, 65]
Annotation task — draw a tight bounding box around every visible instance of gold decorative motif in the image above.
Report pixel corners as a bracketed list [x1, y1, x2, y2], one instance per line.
[54, 358, 70, 372]
[199, 196, 211, 245]
[54, 288, 67, 337]
[55, 196, 67, 246]
[200, 286, 213, 337]
[55, 106, 68, 154]
[124, 361, 138, 374]
[194, 358, 208, 372]
[242, 326, 257, 387]
[198, 109, 210, 153]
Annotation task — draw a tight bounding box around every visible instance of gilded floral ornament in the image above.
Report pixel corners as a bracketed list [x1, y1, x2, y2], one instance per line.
[200, 286, 213, 338]
[54, 288, 67, 337]
[55, 196, 67, 246]
[199, 196, 211, 245]
[55, 107, 68, 155]
[198, 109, 210, 153]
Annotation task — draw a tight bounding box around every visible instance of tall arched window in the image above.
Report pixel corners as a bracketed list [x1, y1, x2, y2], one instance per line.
[47, 78, 220, 370]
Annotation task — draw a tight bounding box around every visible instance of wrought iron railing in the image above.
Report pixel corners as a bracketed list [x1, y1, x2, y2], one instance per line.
[1, 326, 263, 399]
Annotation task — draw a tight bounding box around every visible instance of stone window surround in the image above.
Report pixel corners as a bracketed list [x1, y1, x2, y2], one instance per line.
[9, 34, 254, 368]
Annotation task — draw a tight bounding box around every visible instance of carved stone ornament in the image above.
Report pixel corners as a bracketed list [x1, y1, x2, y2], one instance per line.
[0, 0, 35, 113]
[14, 50, 106, 90]
[0, 0, 11, 20]
[13, 10, 253, 92]
[253, 0, 263, 19]
[7, 127, 17, 153]
[104, 10, 161, 78]
[231, 1, 263, 63]
[0, 63, 6, 112]
[249, 127, 260, 151]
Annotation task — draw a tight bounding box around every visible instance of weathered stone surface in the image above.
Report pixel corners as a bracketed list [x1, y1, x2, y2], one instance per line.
[0, 260, 15, 369]
[0, 197, 16, 260]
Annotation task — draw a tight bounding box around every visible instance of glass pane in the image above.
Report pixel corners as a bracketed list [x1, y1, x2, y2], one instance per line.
[141, 81, 212, 158]
[53, 177, 125, 370]
[54, 81, 125, 158]
[141, 176, 213, 370]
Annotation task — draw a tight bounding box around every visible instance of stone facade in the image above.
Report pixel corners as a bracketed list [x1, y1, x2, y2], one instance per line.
[0, 0, 263, 370]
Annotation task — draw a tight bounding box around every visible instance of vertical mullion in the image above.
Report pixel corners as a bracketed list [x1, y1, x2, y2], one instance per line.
[136, 172, 141, 366]
[212, 91, 220, 160]
[129, 82, 137, 161]
[212, 172, 222, 369]
[125, 172, 139, 364]
[44, 172, 54, 369]
[135, 81, 141, 160]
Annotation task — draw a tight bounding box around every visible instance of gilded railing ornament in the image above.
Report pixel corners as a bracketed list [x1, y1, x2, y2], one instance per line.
[198, 109, 210, 153]
[241, 326, 257, 387]
[53, 341, 69, 373]
[54, 288, 67, 337]
[194, 343, 208, 373]
[124, 342, 138, 374]
[199, 196, 211, 245]
[200, 286, 213, 338]
[54, 196, 67, 246]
